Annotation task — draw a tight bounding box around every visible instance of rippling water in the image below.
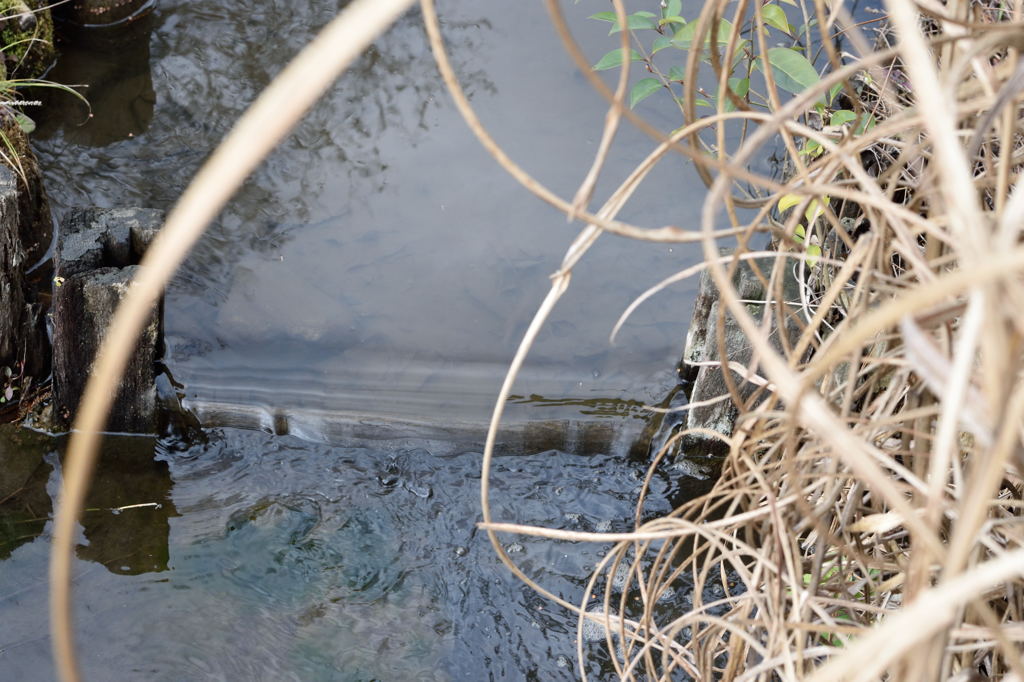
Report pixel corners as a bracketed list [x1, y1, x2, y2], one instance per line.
[0, 426, 686, 679]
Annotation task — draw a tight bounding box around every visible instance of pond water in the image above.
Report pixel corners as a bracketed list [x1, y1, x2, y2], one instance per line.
[1, 0, 718, 678]
[34, 0, 708, 434]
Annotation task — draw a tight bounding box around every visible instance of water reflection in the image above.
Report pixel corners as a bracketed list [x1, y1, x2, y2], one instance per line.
[0, 428, 179, 577]
[0, 426, 674, 679]
[35, 14, 156, 146]
[0, 425, 52, 560]
[75, 435, 179, 575]
[0, 426, 178, 574]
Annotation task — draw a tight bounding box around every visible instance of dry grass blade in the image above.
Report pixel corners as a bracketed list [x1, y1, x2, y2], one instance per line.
[806, 547, 1024, 681]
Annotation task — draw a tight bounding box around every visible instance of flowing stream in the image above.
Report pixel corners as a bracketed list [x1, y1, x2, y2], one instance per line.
[0, 1, 713, 678]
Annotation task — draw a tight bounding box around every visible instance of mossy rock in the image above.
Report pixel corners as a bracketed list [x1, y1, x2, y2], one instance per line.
[0, 104, 51, 263]
[0, 0, 55, 79]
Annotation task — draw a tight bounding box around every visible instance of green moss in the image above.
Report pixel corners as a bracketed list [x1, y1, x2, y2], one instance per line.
[0, 0, 54, 79]
[0, 105, 33, 177]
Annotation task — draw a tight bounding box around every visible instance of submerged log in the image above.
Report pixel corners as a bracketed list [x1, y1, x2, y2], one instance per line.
[52, 207, 164, 433]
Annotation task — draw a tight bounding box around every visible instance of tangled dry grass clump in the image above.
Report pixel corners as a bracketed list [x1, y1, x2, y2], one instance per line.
[47, 0, 1024, 680]
[478, 0, 1024, 679]
[472, 0, 1024, 679]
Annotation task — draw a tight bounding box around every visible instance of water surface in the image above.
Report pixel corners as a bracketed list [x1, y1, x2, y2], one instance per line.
[35, 0, 708, 433]
[0, 426, 684, 680]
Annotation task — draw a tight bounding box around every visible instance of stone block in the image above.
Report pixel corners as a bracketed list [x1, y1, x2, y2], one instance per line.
[52, 207, 165, 433]
[0, 164, 48, 400]
[676, 251, 804, 463]
[55, 206, 163, 278]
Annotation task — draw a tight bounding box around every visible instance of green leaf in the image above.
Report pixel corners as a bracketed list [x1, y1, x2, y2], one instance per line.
[806, 243, 822, 267]
[800, 138, 823, 159]
[721, 77, 749, 112]
[830, 109, 857, 126]
[651, 34, 672, 54]
[730, 39, 750, 68]
[593, 48, 643, 71]
[761, 47, 820, 94]
[762, 4, 792, 34]
[672, 18, 734, 50]
[630, 78, 663, 108]
[667, 65, 685, 82]
[664, 0, 682, 18]
[695, 98, 712, 108]
[14, 112, 34, 134]
[855, 114, 877, 135]
[609, 12, 658, 34]
[778, 193, 804, 213]
[804, 195, 829, 224]
[671, 21, 699, 49]
[590, 11, 657, 34]
[658, 15, 687, 27]
[797, 18, 819, 34]
[828, 82, 844, 104]
[672, 19, 746, 68]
